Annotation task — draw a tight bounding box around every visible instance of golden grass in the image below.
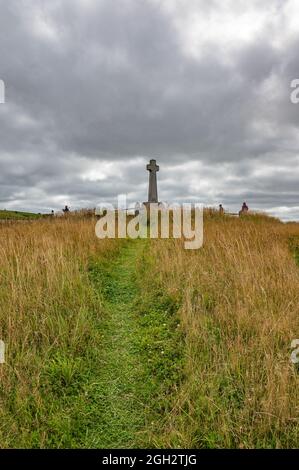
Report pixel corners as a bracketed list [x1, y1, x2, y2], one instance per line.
[1, 212, 299, 448]
[0, 216, 119, 447]
[148, 214, 299, 448]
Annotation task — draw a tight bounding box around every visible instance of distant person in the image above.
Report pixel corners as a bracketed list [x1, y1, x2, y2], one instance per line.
[242, 202, 248, 212]
[239, 201, 249, 216]
[134, 202, 140, 217]
[219, 204, 224, 215]
[62, 205, 70, 214]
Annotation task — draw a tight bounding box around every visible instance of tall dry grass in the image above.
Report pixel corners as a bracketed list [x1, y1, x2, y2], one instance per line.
[148, 213, 299, 448]
[0, 216, 119, 447]
[1, 211, 299, 448]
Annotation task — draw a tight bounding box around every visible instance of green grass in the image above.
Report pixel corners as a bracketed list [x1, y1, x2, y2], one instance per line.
[2, 214, 299, 448]
[0, 231, 186, 448]
[0, 238, 184, 448]
[0, 210, 42, 220]
[86, 239, 184, 448]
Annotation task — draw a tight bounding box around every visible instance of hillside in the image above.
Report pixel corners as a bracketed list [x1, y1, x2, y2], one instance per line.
[0, 209, 41, 220]
[0, 212, 299, 448]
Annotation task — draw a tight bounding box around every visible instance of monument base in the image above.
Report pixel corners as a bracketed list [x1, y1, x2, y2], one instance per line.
[142, 202, 161, 208]
[138, 202, 163, 219]
[142, 202, 163, 214]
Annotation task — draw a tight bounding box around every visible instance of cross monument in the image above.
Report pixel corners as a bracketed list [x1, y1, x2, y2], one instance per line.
[146, 159, 159, 203]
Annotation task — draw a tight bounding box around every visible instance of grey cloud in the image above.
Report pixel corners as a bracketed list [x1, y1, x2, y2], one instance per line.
[0, 0, 299, 218]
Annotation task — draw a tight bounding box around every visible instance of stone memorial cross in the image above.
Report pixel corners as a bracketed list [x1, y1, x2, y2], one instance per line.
[146, 159, 159, 203]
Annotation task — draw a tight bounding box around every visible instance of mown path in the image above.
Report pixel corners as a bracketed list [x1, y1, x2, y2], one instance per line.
[85, 239, 183, 448]
[86, 240, 154, 448]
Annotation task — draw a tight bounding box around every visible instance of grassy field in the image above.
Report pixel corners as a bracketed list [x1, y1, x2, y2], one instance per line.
[147, 212, 299, 448]
[0, 212, 299, 448]
[0, 217, 182, 448]
[0, 210, 42, 220]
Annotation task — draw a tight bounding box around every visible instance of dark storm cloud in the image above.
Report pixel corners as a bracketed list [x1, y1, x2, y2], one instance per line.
[0, 0, 299, 218]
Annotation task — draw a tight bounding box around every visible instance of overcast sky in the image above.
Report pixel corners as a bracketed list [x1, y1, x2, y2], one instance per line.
[0, 0, 299, 219]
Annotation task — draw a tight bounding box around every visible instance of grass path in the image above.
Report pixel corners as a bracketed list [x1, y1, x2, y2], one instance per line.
[88, 240, 149, 447]
[86, 239, 183, 448]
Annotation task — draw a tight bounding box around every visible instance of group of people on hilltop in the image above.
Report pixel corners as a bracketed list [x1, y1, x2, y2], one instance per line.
[55, 203, 250, 217]
[219, 202, 249, 216]
[49, 206, 70, 216]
